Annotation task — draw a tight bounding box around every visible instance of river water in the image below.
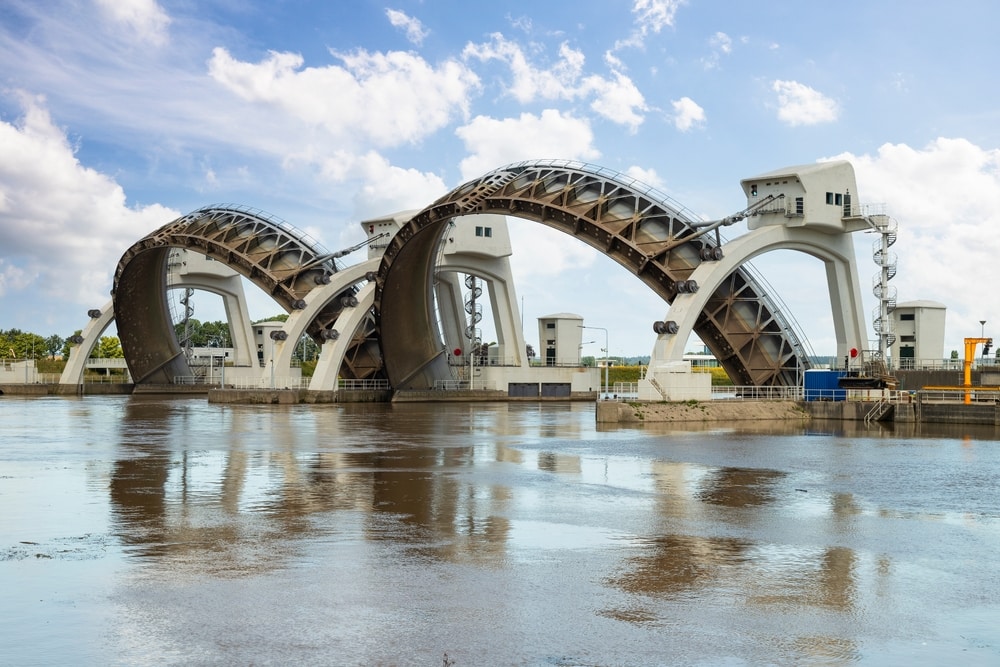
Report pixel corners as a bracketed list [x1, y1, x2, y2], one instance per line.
[1, 396, 998, 666]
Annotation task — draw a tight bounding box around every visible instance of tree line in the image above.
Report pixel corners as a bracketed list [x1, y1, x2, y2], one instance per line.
[1, 327, 125, 361]
[1, 328, 70, 360]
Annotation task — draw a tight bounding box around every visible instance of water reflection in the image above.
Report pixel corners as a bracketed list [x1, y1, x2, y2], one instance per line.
[108, 399, 529, 570]
[8, 395, 988, 664]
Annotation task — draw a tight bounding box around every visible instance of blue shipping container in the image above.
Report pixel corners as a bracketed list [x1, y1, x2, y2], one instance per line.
[803, 369, 846, 401]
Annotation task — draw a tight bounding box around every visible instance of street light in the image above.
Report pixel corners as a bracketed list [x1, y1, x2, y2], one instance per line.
[579, 325, 609, 397]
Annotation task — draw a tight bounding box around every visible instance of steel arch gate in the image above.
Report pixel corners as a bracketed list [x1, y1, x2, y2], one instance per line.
[113, 205, 380, 384]
[375, 160, 811, 390]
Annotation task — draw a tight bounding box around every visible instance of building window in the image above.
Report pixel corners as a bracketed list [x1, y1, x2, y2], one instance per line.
[835, 193, 843, 205]
[546, 323, 555, 329]
[795, 197, 804, 215]
[826, 192, 834, 205]
[900, 313, 915, 321]
[484, 227, 492, 237]
[901, 335, 916, 342]
[475, 226, 483, 236]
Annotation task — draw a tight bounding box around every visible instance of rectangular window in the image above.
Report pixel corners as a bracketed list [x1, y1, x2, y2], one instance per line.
[826, 192, 834, 205]
[901, 335, 916, 342]
[795, 197, 804, 215]
[900, 313, 915, 321]
[546, 322, 555, 329]
[475, 226, 483, 236]
[835, 193, 843, 205]
[484, 227, 492, 237]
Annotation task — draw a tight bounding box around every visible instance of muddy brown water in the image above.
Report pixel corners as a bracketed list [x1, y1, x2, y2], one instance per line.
[1, 396, 999, 665]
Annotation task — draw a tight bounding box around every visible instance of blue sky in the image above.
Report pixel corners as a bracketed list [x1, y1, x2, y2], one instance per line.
[2, 0, 1000, 359]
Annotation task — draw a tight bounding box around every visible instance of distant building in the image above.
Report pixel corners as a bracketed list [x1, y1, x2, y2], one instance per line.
[537, 313, 584, 366]
[890, 300, 946, 369]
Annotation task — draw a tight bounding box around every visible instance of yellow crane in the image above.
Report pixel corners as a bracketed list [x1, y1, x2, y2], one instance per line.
[925, 337, 994, 404]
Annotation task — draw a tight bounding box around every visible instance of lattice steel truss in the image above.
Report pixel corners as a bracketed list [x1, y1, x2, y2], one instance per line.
[114, 205, 380, 384]
[376, 160, 811, 389]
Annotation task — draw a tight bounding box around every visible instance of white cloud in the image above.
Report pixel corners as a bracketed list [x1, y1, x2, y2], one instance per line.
[589, 71, 647, 131]
[463, 34, 647, 129]
[505, 213, 601, 284]
[319, 151, 448, 219]
[615, 0, 685, 50]
[703, 31, 732, 69]
[0, 94, 176, 308]
[93, 0, 171, 46]
[464, 35, 586, 104]
[208, 46, 480, 147]
[633, 0, 684, 33]
[624, 165, 667, 190]
[455, 109, 600, 181]
[710, 32, 733, 54]
[772, 80, 839, 126]
[0, 260, 32, 298]
[671, 96, 705, 131]
[827, 138, 1000, 351]
[386, 9, 429, 46]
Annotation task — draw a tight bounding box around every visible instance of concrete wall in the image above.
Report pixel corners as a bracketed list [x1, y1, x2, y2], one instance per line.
[1, 383, 133, 396]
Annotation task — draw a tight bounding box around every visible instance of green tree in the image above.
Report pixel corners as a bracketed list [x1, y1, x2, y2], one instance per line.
[254, 314, 289, 323]
[45, 334, 65, 360]
[0, 330, 45, 360]
[92, 336, 124, 359]
[173, 319, 232, 348]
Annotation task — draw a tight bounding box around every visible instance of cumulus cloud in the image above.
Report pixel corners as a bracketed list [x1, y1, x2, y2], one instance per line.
[317, 150, 448, 219]
[386, 9, 429, 46]
[94, 0, 171, 46]
[828, 138, 1000, 350]
[208, 46, 480, 147]
[455, 109, 600, 181]
[590, 72, 648, 131]
[463, 34, 648, 129]
[671, 96, 705, 131]
[464, 36, 585, 104]
[0, 94, 176, 308]
[772, 80, 838, 126]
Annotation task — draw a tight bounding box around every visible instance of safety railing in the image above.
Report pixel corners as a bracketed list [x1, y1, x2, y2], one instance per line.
[338, 378, 390, 391]
[711, 385, 804, 400]
[211, 377, 310, 390]
[917, 389, 1000, 404]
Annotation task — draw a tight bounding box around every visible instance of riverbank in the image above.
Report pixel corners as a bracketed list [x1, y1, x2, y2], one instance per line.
[596, 399, 811, 424]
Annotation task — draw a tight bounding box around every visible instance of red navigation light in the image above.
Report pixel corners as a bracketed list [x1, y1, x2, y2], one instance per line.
[850, 348, 859, 358]
[453, 348, 462, 356]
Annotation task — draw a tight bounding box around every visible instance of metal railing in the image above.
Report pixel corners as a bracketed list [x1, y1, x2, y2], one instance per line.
[917, 389, 1000, 404]
[201, 376, 310, 390]
[895, 358, 970, 371]
[338, 378, 390, 391]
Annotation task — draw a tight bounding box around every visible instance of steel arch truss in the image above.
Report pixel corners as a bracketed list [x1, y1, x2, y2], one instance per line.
[375, 160, 811, 389]
[113, 205, 378, 384]
[653, 224, 865, 376]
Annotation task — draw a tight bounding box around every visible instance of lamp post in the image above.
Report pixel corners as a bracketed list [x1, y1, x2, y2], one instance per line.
[580, 325, 609, 397]
[981, 320, 987, 338]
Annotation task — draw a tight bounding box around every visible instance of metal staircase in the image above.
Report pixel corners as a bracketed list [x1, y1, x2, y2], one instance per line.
[870, 214, 898, 365]
[463, 274, 483, 386]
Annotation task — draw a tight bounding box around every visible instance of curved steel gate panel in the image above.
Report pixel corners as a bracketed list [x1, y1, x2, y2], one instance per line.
[375, 160, 811, 389]
[113, 205, 379, 384]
